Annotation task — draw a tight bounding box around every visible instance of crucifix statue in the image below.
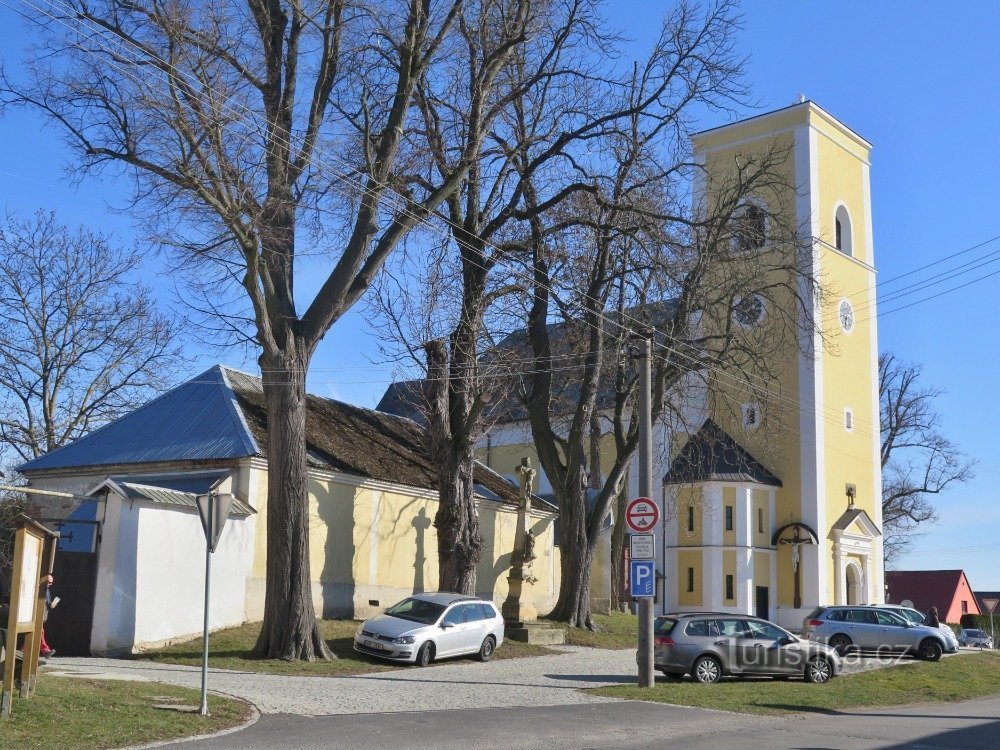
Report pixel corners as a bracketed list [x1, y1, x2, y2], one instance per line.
[777, 523, 814, 610]
[515, 457, 535, 511]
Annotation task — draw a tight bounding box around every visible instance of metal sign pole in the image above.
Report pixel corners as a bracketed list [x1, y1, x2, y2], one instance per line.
[199, 494, 213, 717]
[636, 336, 654, 689]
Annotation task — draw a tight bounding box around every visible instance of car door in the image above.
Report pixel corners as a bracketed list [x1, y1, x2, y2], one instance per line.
[436, 605, 469, 657]
[459, 604, 490, 654]
[874, 610, 910, 651]
[742, 619, 795, 674]
[845, 608, 878, 649]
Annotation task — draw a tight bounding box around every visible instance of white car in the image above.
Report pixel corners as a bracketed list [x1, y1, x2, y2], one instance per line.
[354, 592, 505, 666]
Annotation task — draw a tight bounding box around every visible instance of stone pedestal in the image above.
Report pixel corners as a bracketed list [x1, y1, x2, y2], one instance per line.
[502, 571, 538, 624]
[505, 620, 567, 645]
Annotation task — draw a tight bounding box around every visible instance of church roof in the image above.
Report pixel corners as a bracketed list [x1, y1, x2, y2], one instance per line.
[16, 366, 259, 472]
[19, 366, 531, 510]
[662, 419, 781, 487]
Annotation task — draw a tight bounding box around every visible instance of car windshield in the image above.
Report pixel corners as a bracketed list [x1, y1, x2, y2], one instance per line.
[898, 608, 924, 624]
[384, 597, 447, 625]
[967, 629, 986, 637]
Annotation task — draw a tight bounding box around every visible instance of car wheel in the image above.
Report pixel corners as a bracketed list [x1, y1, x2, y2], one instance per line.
[692, 655, 723, 684]
[828, 634, 852, 656]
[919, 639, 943, 662]
[659, 670, 683, 679]
[416, 642, 434, 667]
[477, 636, 496, 662]
[804, 656, 833, 684]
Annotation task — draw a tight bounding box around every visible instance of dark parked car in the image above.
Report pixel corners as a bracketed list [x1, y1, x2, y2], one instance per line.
[653, 612, 840, 684]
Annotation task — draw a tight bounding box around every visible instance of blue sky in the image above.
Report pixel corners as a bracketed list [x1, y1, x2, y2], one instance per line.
[1, 1, 999, 590]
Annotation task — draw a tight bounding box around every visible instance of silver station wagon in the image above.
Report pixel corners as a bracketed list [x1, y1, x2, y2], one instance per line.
[653, 612, 840, 684]
[354, 592, 505, 666]
[802, 606, 951, 660]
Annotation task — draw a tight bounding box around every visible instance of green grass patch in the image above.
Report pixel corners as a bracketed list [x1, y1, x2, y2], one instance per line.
[562, 611, 638, 650]
[589, 652, 1000, 715]
[0, 676, 250, 750]
[141, 619, 554, 676]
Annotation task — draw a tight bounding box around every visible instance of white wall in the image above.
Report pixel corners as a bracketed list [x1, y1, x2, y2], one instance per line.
[123, 502, 255, 650]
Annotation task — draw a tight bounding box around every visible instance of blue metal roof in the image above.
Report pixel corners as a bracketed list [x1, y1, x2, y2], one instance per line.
[16, 366, 260, 472]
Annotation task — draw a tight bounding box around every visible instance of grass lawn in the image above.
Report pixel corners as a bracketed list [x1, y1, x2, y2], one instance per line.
[0, 676, 250, 750]
[562, 611, 637, 650]
[589, 651, 1000, 715]
[141, 619, 554, 676]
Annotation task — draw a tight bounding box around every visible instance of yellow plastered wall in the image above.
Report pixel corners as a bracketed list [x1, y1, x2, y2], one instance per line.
[752, 490, 770, 547]
[677, 549, 703, 606]
[676, 486, 704, 546]
[722, 487, 737, 546]
[694, 120, 806, 541]
[723, 550, 737, 605]
[753, 551, 770, 591]
[812, 115, 878, 594]
[249, 465, 560, 617]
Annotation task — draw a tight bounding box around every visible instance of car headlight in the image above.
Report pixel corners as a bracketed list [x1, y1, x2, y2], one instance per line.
[391, 636, 415, 645]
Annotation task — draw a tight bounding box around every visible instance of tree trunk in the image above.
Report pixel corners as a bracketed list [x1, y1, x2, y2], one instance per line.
[546, 477, 597, 628]
[424, 338, 483, 595]
[609, 484, 630, 612]
[252, 343, 333, 660]
[434, 455, 481, 594]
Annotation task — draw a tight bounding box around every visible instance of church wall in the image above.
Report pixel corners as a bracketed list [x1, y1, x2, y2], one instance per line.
[722, 550, 737, 606]
[677, 549, 703, 607]
[813, 120, 880, 601]
[722, 487, 737, 546]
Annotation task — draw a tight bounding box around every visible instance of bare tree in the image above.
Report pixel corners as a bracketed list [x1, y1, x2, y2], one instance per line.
[0, 210, 180, 464]
[0, 1, 512, 659]
[373, 0, 622, 593]
[507, 1, 816, 626]
[879, 352, 975, 564]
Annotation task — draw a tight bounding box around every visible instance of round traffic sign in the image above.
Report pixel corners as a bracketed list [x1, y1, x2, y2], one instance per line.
[626, 497, 659, 533]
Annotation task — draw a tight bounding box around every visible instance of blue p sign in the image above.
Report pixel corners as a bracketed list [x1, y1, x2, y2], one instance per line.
[630, 560, 655, 598]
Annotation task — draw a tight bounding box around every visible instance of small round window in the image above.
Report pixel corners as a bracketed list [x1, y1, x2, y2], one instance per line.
[838, 299, 855, 333]
[734, 295, 766, 327]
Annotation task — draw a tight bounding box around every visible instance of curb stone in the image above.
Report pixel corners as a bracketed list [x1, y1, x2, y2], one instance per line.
[120, 692, 260, 750]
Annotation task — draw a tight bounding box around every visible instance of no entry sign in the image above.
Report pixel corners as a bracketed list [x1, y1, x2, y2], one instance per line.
[626, 497, 659, 533]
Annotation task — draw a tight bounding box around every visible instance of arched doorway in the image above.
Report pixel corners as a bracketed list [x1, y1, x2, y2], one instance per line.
[845, 561, 864, 605]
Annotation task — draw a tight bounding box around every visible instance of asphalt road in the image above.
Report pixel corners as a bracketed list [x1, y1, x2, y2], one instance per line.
[168, 696, 1000, 750]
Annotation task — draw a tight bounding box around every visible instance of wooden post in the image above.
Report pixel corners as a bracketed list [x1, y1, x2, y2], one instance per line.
[2, 516, 58, 719]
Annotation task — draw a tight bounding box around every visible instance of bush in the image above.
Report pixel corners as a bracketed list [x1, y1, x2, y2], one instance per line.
[960, 613, 999, 631]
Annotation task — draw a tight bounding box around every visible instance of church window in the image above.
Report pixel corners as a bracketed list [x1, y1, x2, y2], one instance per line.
[687, 567, 695, 592]
[757, 507, 764, 534]
[741, 402, 761, 429]
[733, 295, 766, 328]
[725, 505, 733, 531]
[686, 505, 695, 532]
[834, 204, 853, 257]
[725, 575, 735, 601]
[733, 202, 768, 252]
[845, 408, 854, 432]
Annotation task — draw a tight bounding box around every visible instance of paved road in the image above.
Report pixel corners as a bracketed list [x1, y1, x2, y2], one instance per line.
[168, 696, 1000, 750]
[47, 645, 903, 717]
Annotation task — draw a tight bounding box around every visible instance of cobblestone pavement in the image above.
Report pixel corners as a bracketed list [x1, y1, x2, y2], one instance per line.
[46, 645, 930, 717]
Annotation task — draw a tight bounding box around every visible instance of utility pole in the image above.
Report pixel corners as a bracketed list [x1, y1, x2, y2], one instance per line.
[637, 335, 655, 688]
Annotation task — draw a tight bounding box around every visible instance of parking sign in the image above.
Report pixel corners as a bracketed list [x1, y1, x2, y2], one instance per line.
[630, 560, 655, 598]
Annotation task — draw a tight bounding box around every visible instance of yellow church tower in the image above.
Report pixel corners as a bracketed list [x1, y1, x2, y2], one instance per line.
[662, 100, 883, 628]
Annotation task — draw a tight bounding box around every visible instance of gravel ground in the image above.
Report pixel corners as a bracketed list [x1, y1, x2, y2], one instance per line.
[45, 645, 921, 717]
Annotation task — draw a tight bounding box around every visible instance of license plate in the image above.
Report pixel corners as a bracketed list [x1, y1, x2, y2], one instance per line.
[365, 639, 385, 651]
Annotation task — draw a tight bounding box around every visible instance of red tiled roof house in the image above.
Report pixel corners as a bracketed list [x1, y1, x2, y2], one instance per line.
[885, 570, 981, 623]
